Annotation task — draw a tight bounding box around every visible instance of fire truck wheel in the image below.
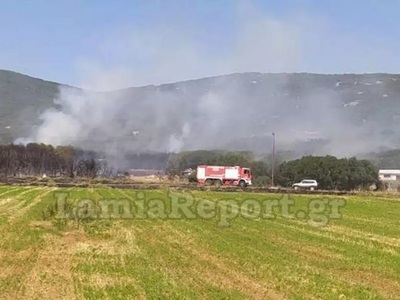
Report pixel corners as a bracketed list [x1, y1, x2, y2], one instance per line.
[238, 180, 246, 188]
[205, 179, 213, 186]
[214, 180, 222, 187]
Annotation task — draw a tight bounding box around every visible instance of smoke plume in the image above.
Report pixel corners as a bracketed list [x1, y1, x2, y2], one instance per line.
[15, 2, 400, 166]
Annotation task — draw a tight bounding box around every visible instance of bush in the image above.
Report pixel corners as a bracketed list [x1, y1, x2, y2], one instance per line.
[252, 175, 271, 187]
[188, 172, 198, 183]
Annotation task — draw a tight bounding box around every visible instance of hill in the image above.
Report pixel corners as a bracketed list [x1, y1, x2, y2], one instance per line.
[2, 69, 400, 157]
[0, 70, 74, 143]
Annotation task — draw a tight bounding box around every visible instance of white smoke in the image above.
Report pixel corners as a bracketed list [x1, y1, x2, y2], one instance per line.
[14, 1, 400, 160]
[168, 122, 191, 153]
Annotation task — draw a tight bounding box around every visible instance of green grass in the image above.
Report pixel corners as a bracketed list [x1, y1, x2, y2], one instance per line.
[0, 186, 399, 299]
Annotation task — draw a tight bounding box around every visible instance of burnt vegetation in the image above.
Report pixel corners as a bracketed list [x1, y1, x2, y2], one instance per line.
[0, 144, 384, 191]
[0, 143, 112, 180]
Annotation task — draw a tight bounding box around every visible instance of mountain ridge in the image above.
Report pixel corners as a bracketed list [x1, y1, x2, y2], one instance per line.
[4, 68, 399, 90]
[1, 69, 400, 157]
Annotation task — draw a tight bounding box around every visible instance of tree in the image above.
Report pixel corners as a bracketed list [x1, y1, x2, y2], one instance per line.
[278, 155, 379, 190]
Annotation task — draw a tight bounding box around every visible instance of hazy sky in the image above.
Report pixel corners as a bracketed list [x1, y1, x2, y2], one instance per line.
[0, 0, 399, 88]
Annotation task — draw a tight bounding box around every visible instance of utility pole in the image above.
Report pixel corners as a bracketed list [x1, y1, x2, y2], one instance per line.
[271, 132, 276, 187]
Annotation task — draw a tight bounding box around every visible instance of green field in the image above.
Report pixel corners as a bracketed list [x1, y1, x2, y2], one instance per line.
[0, 186, 399, 300]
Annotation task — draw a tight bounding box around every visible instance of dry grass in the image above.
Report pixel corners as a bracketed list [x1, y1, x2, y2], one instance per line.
[0, 186, 399, 299]
[23, 233, 77, 300]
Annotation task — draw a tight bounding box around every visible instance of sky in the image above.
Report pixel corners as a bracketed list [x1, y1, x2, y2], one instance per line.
[0, 0, 400, 88]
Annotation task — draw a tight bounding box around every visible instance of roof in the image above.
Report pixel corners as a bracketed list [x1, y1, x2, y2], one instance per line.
[378, 169, 400, 175]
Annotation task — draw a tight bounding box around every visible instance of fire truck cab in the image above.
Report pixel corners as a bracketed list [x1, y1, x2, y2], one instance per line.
[196, 165, 253, 187]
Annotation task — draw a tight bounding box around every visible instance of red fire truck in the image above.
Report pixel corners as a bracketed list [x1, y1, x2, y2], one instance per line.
[196, 165, 253, 187]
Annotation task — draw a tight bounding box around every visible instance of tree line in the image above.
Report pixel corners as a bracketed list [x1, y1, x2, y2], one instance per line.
[0, 143, 112, 179]
[0, 144, 381, 190]
[166, 150, 380, 190]
[278, 155, 380, 190]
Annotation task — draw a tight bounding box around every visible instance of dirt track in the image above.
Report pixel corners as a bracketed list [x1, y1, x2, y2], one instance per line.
[0, 178, 355, 195]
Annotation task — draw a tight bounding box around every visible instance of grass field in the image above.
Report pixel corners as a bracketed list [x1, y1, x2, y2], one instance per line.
[0, 186, 399, 300]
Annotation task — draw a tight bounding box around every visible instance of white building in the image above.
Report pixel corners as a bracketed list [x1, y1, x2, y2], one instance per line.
[378, 169, 400, 181]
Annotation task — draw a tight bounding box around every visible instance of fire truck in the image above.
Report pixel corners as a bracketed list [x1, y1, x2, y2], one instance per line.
[196, 165, 253, 187]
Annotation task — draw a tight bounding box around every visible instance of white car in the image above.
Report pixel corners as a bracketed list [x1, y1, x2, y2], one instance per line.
[292, 179, 318, 190]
